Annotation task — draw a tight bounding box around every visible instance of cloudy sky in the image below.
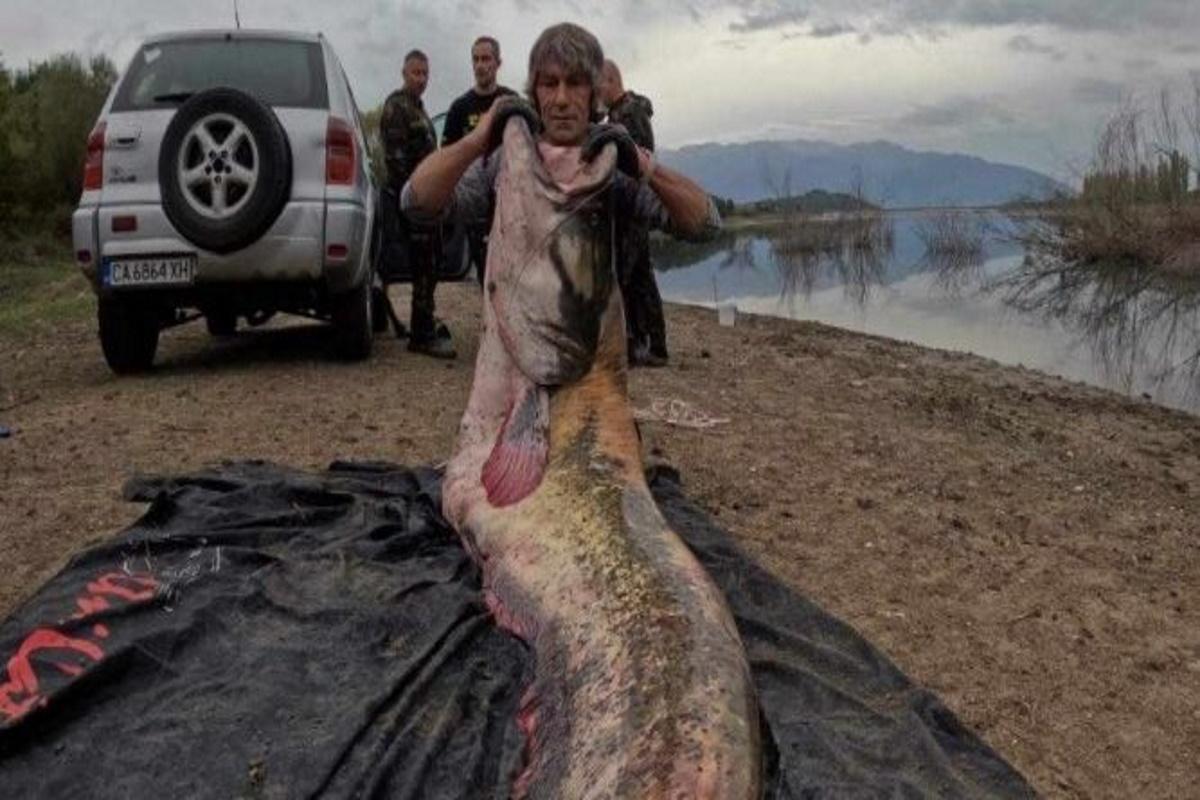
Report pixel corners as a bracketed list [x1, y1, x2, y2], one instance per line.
[3, 0, 1200, 182]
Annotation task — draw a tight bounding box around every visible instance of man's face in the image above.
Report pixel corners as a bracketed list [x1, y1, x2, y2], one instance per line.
[472, 42, 500, 91]
[403, 58, 429, 96]
[535, 62, 591, 146]
[599, 63, 620, 108]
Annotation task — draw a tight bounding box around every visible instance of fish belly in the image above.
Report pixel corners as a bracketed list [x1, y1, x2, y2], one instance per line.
[468, 420, 761, 799]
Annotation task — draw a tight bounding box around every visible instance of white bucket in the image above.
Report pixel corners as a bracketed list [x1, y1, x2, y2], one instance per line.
[717, 302, 738, 327]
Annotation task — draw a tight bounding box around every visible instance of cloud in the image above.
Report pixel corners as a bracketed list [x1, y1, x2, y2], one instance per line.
[1123, 57, 1157, 73]
[899, 97, 1015, 129]
[809, 22, 856, 38]
[0, 0, 1193, 180]
[1072, 77, 1126, 105]
[717, 0, 1200, 38]
[1006, 34, 1066, 61]
[729, 8, 807, 33]
[779, 22, 855, 40]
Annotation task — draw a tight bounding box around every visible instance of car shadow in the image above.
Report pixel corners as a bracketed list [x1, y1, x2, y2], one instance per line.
[151, 321, 387, 375]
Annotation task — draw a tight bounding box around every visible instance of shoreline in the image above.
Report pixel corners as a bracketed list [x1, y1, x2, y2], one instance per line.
[663, 295, 1200, 416]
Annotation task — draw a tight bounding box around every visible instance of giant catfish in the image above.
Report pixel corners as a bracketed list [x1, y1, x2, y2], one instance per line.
[443, 116, 762, 799]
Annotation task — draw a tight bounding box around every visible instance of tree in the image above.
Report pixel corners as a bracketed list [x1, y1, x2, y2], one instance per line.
[0, 53, 116, 232]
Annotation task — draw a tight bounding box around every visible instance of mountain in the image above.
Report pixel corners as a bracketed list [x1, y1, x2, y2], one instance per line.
[658, 139, 1065, 209]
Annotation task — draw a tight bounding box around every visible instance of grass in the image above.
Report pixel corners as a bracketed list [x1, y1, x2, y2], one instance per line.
[0, 234, 94, 338]
[1018, 200, 1200, 276]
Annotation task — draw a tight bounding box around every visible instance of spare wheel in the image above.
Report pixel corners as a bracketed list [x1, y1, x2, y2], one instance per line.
[159, 87, 292, 254]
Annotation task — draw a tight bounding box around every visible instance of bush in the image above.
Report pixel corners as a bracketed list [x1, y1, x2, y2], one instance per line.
[0, 54, 116, 237]
[1016, 85, 1200, 278]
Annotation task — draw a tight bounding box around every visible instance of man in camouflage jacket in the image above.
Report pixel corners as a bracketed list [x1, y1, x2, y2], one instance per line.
[380, 49, 455, 358]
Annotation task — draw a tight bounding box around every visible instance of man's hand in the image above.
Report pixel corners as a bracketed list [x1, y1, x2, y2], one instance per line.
[475, 96, 541, 155]
[581, 124, 641, 178]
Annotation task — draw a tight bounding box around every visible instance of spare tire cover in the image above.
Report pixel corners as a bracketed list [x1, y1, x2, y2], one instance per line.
[158, 87, 293, 255]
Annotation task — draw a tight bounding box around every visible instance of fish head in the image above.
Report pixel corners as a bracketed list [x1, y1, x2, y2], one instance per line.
[490, 118, 619, 386]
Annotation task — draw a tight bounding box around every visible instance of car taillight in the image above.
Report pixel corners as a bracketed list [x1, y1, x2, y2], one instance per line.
[326, 117, 355, 185]
[83, 122, 106, 191]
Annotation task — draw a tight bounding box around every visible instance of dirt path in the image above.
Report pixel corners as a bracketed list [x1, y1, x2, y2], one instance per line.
[2, 283, 1198, 798]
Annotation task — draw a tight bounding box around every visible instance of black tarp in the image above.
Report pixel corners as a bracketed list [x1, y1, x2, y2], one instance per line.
[0, 461, 1035, 798]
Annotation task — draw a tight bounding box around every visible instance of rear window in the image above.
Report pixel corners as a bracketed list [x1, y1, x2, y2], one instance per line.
[112, 37, 328, 111]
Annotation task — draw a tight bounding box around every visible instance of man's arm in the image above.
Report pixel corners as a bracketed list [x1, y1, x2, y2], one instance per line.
[405, 113, 490, 217]
[636, 150, 720, 240]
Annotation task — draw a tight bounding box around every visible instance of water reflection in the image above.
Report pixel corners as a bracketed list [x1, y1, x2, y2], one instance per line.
[767, 213, 894, 307]
[652, 211, 1200, 411]
[914, 211, 987, 295]
[990, 240, 1200, 403]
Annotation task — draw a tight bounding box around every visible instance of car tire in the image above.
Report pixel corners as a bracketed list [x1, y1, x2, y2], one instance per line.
[331, 280, 373, 360]
[206, 310, 237, 337]
[159, 88, 293, 255]
[99, 298, 160, 373]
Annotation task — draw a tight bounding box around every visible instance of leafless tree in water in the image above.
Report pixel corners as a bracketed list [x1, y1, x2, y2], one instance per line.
[916, 210, 988, 294]
[767, 208, 892, 307]
[1013, 87, 1198, 273]
[993, 238, 1200, 398]
[1001, 81, 1200, 398]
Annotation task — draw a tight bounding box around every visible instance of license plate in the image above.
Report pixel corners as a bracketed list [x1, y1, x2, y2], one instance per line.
[105, 255, 195, 287]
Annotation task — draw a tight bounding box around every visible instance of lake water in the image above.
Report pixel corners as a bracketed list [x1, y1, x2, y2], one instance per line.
[653, 213, 1200, 413]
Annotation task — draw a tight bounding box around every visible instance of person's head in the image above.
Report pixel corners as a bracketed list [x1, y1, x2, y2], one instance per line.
[525, 23, 604, 146]
[402, 50, 429, 97]
[599, 59, 624, 109]
[472, 36, 501, 92]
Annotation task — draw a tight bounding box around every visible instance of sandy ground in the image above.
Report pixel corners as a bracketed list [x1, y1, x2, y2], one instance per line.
[1, 283, 1198, 798]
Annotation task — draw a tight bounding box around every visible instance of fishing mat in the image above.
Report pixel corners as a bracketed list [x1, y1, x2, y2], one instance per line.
[0, 461, 1034, 798]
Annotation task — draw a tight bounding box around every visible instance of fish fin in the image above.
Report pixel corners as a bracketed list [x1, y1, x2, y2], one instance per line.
[483, 384, 549, 507]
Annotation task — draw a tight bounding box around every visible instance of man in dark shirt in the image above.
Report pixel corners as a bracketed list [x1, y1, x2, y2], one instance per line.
[379, 50, 455, 358]
[601, 59, 668, 367]
[441, 36, 516, 284]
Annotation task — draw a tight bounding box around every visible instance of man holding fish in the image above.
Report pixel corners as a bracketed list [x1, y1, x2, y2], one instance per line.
[402, 26, 718, 248]
[403, 22, 762, 799]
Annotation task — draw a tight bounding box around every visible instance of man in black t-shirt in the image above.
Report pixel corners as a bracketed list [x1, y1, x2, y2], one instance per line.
[442, 37, 516, 145]
[442, 36, 516, 283]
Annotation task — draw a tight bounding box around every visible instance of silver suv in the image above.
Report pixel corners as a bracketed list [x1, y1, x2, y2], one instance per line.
[73, 30, 376, 372]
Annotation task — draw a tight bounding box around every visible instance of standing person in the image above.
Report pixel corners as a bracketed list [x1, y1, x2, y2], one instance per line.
[380, 50, 455, 359]
[441, 36, 517, 284]
[600, 59, 668, 367]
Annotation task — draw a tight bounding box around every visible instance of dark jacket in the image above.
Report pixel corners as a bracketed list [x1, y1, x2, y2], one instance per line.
[379, 88, 436, 190]
[606, 91, 654, 152]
